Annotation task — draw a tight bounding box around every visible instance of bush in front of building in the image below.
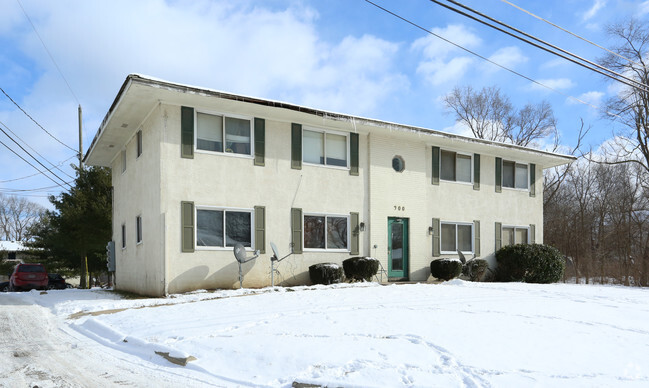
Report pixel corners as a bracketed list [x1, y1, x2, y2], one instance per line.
[495, 243, 565, 283]
[343, 257, 379, 282]
[309, 263, 344, 285]
[430, 258, 463, 281]
[462, 258, 489, 282]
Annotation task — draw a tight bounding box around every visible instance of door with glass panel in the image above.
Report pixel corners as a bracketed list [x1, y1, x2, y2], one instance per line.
[388, 217, 409, 279]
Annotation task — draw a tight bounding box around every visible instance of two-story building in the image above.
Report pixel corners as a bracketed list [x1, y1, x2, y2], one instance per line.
[84, 74, 574, 296]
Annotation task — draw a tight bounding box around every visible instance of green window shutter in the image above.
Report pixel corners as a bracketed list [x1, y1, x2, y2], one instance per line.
[350, 133, 359, 176]
[473, 220, 480, 257]
[432, 146, 440, 185]
[291, 123, 302, 170]
[291, 208, 303, 254]
[350, 212, 359, 255]
[254, 118, 265, 166]
[529, 163, 536, 197]
[181, 106, 194, 159]
[473, 153, 480, 191]
[254, 206, 266, 253]
[530, 224, 536, 244]
[432, 218, 441, 257]
[181, 201, 194, 252]
[495, 157, 502, 193]
[495, 222, 502, 251]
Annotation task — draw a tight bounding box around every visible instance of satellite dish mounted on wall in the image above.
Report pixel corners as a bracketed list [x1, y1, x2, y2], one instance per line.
[233, 243, 260, 288]
[269, 241, 294, 287]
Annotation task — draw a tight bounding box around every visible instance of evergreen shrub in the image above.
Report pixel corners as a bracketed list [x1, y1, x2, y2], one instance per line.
[342, 257, 379, 281]
[430, 258, 463, 281]
[308, 263, 343, 285]
[495, 243, 565, 283]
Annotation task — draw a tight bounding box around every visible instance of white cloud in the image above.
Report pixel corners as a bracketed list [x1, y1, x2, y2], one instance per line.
[485, 46, 528, 71]
[582, 0, 607, 21]
[530, 78, 575, 91]
[567, 91, 605, 107]
[639, 1, 649, 16]
[411, 24, 481, 86]
[441, 121, 475, 138]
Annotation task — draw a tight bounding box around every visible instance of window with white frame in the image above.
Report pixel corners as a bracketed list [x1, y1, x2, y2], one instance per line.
[136, 130, 143, 158]
[121, 223, 126, 249]
[196, 111, 251, 155]
[304, 214, 349, 250]
[502, 226, 529, 246]
[503, 160, 528, 189]
[196, 207, 252, 248]
[441, 222, 473, 254]
[303, 129, 348, 167]
[441, 150, 472, 183]
[136, 216, 143, 244]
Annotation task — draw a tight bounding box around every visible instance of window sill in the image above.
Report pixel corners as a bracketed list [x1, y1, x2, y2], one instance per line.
[440, 179, 474, 186]
[303, 248, 350, 253]
[302, 162, 350, 172]
[196, 246, 255, 252]
[502, 186, 530, 193]
[440, 251, 473, 256]
[195, 149, 254, 159]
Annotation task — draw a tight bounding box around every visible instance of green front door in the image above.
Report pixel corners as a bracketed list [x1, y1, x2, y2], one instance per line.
[388, 217, 409, 279]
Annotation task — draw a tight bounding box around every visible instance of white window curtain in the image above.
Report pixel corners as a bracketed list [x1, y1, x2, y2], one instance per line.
[303, 130, 324, 164]
[325, 133, 347, 167]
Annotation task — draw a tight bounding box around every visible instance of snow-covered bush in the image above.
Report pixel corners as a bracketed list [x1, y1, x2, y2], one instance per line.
[495, 244, 565, 283]
[462, 258, 489, 282]
[343, 257, 379, 282]
[309, 263, 343, 285]
[430, 258, 463, 281]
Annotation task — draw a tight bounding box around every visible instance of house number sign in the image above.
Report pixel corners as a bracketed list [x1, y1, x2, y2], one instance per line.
[393, 205, 405, 211]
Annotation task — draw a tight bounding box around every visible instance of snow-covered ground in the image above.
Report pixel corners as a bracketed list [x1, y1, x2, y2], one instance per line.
[1, 281, 648, 387]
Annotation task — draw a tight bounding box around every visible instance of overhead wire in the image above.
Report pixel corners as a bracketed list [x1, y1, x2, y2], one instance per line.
[0, 138, 69, 189]
[362, 0, 619, 117]
[499, 0, 644, 69]
[0, 155, 77, 183]
[0, 181, 74, 193]
[0, 121, 71, 188]
[429, 0, 649, 93]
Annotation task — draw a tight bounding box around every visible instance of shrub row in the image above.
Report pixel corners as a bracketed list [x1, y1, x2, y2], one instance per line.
[495, 243, 565, 283]
[309, 257, 379, 285]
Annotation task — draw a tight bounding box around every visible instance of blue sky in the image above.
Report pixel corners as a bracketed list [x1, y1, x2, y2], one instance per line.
[1, 0, 648, 207]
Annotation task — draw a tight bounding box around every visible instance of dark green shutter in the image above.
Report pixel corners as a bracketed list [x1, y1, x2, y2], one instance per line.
[291, 208, 303, 253]
[181, 106, 194, 159]
[432, 146, 440, 185]
[473, 220, 480, 257]
[254, 118, 265, 166]
[291, 123, 302, 170]
[350, 133, 359, 176]
[350, 212, 359, 255]
[473, 153, 480, 190]
[529, 163, 536, 197]
[432, 218, 440, 257]
[181, 201, 194, 252]
[254, 206, 265, 253]
[495, 157, 502, 193]
[530, 224, 536, 244]
[495, 222, 502, 251]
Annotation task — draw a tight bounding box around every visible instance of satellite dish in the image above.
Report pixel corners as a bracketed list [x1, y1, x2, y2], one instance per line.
[234, 244, 248, 263]
[270, 242, 280, 261]
[269, 241, 295, 287]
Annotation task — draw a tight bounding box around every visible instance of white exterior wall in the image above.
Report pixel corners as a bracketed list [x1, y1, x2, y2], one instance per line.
[160, 103, 367, 294]
[111, 105, 165, 296]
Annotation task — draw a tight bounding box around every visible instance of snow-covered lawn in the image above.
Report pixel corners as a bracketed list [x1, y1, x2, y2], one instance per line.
[6, 280, 649, 387]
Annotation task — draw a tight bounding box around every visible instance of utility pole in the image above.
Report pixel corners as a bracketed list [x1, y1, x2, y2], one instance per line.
[78, 105, 88, 289]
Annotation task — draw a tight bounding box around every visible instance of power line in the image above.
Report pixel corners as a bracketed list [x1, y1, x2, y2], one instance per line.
[499, 0, 644, 69]
[0, 121, 71, 188]
[362, 1, 622, 118]
[0, 138, 68, 189]
[0, 86, 78, 153]
[429, 0, 649, 93]
[0, 181, 74, 193]
[16, 0, 80, 106]
[0, 155, 77, 183]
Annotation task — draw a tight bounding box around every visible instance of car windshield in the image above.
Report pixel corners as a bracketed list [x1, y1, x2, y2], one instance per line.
[19, 265, 45, 273]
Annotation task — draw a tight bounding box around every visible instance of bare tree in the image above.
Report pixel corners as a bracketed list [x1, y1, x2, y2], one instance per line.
[443, 85, 558, 147]
[0, 193, 45, 241]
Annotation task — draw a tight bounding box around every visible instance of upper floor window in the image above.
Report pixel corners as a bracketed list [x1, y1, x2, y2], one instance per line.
[441, 222, 473, 254]
[303, 129, 348, 167]
[196, 207, 252, 248]
[503, 161, 528, 189]
[136, 130, 143, 158]
[121, 223, 126, 249]
[502, 226, 528, 246]
[136, 215, 143, 244]
[196, 111, 251, 156]
[304, 213, 349, 250]
[441, 150, 471, 183]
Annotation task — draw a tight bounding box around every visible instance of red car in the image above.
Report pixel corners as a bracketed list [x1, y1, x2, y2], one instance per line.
[10, 263, 49, 291]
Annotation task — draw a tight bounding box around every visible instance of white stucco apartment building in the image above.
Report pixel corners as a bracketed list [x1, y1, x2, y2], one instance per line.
[84, 74, 574, 296]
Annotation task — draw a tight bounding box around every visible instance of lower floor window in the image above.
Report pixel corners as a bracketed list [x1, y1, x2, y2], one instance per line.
[197, 208, 252, 248]
[304, 214, 348, 250]
[503, 226, 528, 246]
[136, 216, 143, 244]
[441, 222, 473, 253]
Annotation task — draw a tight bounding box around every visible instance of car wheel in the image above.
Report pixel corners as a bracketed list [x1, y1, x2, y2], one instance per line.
[0, 284, 8, 292]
